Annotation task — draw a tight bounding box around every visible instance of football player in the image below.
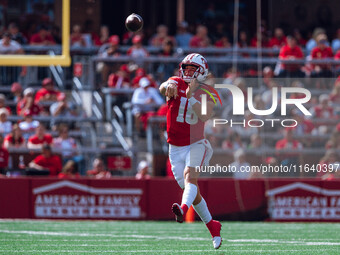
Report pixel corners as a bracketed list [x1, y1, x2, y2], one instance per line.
[159, 53, 222, 249]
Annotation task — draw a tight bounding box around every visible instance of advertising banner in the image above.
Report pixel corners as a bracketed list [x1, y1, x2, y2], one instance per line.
[31, 179, 146, 219]
[266, 180, 340, 221]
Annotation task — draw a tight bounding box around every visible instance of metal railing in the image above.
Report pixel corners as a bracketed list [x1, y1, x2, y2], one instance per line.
[102, 87, 134, 121]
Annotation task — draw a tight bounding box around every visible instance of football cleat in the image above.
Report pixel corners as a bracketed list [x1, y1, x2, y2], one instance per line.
[207, 220, 222, 249]
[171, 203, 184, 223]
[213, 236, 222, 249]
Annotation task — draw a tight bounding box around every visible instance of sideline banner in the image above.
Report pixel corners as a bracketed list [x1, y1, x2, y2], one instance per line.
[0, 178, 339, 221]
[266, 180, 328, 221]
[31, 178, 146, 219]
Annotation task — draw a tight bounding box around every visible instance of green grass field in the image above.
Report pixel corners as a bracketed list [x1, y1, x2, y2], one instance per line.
[0, 220, 339, 254]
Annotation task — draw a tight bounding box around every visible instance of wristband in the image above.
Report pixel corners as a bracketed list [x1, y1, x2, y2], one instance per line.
[188, 97, 199, 106]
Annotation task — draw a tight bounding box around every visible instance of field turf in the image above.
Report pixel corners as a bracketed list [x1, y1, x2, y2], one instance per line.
[0, 220, 339, 254]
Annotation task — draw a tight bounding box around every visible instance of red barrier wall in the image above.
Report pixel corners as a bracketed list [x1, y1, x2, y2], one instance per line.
[320, 180, 340, 221]
[1, 177, 339, 221]
[0, 178, 31, 218]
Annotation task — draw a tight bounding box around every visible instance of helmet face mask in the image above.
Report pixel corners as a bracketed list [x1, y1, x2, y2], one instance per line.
[179, 53, 208, 83]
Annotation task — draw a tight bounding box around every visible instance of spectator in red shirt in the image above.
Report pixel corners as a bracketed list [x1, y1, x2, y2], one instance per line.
[86, 157, 111, 179]
[99, 35, 122, 83]
[29, 25, 56, 45]
[17, 88, 41, 116]
[214, 35, 231, 48]
[278, 36, 305, 78]
[70, 24, 86, 47]
[310, 94, 334, 119]
[275, 129, 300, 149]
[311, 33, 333, 78]
[107, 64, 132, 108]
[34, 78, 61, 103]
[58, 160, 80, 179]
[269, 28, 287, 48]
[132, 68, 146, 88]
[334, 49, 340, 75]
[127, 35, 149, 59]
[97, 25, 110, 46]
[189, 25, 211, 48]
[100, 35, 121, 58]
[4, 124, 25, 148]
[122, 30, 135, 45]
[107, 64, 131, 88]
[250, 26, 270, 48]
[0, 134, 9, 174]
[27, 124, 53, 149]
[275, 127, 302, 168]
[28, 145, 62, 176]
[131, 68, 157, 88]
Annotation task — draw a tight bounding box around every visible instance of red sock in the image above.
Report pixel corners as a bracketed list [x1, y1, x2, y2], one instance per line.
[206, 220, 219, 237]
[181, 204, 188, 215]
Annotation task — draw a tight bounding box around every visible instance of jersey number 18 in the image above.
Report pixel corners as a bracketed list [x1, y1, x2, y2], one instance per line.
[176, 97, 198, 124]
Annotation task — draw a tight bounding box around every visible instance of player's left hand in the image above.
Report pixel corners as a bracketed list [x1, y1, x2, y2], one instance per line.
[186, 78, 199, 98]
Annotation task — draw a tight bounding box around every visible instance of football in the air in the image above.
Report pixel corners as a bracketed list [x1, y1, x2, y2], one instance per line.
[125, 13, 144, 32]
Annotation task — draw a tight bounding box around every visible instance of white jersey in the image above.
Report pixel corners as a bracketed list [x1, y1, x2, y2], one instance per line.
[0, 40, 22, 54]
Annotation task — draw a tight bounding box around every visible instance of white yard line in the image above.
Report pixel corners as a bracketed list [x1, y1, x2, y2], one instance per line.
[0, 249, 329, 254]
[0, 229, 208, 241]
[229, 239, 340, 246]
[1, 229, 340, 246]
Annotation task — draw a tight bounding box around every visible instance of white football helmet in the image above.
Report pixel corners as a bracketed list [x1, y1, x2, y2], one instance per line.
[179, 53, 209, 83]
